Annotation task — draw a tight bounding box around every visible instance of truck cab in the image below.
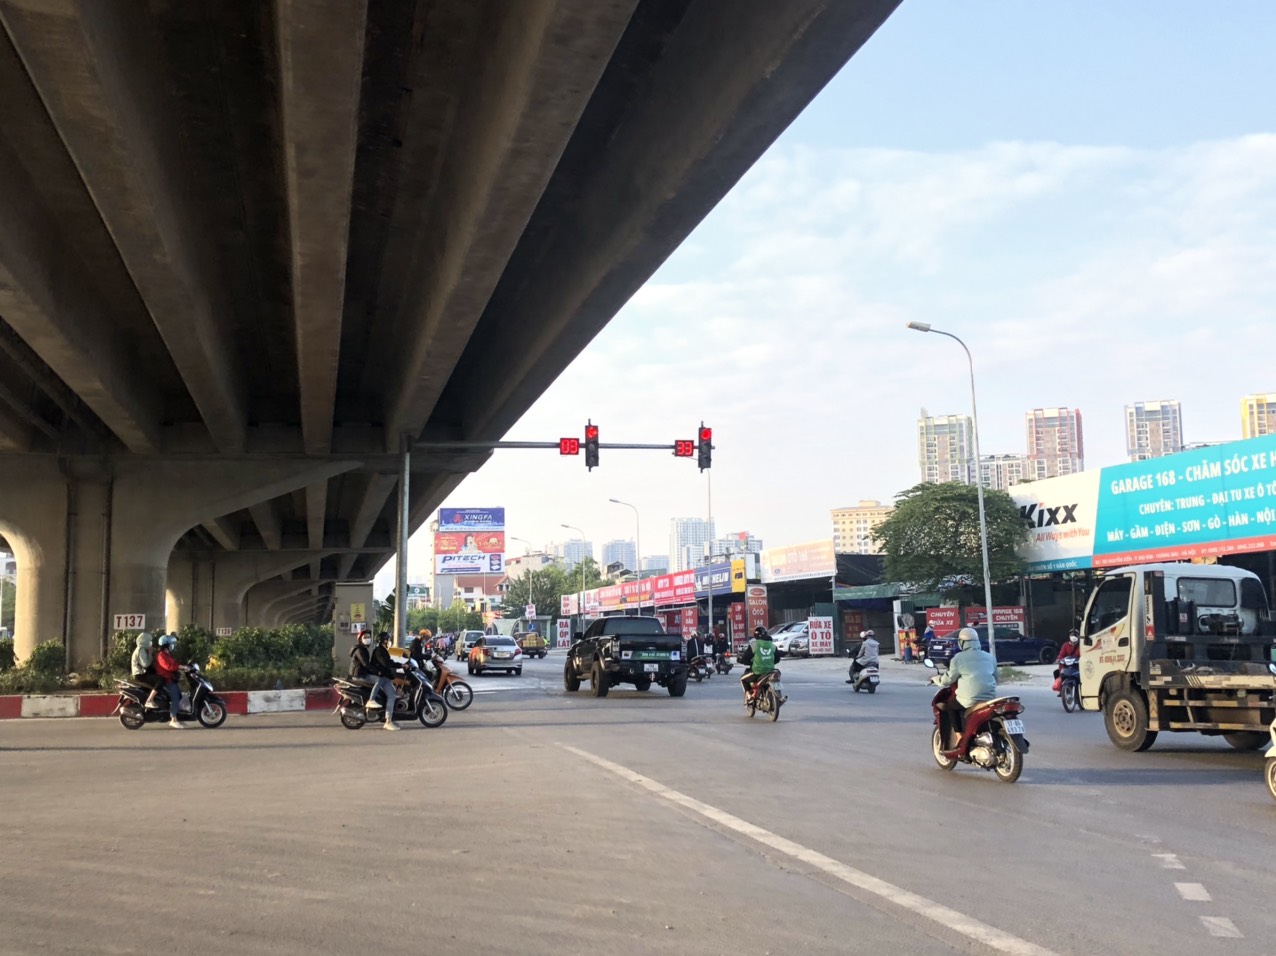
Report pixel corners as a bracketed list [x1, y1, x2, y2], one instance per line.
[1079, 562, 1276, 751]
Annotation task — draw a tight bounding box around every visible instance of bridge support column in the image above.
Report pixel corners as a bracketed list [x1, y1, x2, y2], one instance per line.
[206, 550, 331, 632]
[0, 460, 68, 663]
[245, 580, 317, 628]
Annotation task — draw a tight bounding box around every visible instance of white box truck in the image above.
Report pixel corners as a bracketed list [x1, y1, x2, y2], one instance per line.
[1079, 562, 1276, 751]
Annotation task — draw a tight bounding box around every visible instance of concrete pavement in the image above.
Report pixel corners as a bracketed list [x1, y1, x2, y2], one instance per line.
[3, 653, 1272, 955]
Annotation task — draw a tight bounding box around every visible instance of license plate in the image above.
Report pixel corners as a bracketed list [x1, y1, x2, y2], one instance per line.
[495, 653, 509, 659]
[644, 664, 659, 672]
[868, 675, 879, 682]
[1002, 719, 1025, 735]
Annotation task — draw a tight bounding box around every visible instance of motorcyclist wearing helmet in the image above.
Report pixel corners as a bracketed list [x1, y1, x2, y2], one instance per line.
[931, 627, 997, 733]
[1053, 628, 1081, 681]
[130, 631, 164, 710]
[711, 628, 730, 665]
[409, 628, 433, 669]
[846, 629, 880, 684]
[368, 632, 403, 731]
[737, 625, 782, 700]
[685, 630, 704, 662]
[154, 633, 187, 728]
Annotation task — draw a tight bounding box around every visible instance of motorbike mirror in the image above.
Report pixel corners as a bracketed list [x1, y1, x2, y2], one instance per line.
[922, 658, 936, 669]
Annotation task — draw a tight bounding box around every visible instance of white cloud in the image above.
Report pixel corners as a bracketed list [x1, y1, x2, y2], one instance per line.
[378, 134, 1276, 596]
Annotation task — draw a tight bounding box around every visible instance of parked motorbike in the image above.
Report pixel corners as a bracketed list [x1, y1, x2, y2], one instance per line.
[1057, 656, 1080, 713]
[742, 670, 785, 721]
[114, 663, 228, 730]
[924, 659, 1028, 783]
[1265, 718, 1276, 802]
[334, 659, 448, 729]
[689, 654, 713, 682]
[427, 653, 474, 710]
[714, 652, 733, 675]
[847, 660, 880, 694]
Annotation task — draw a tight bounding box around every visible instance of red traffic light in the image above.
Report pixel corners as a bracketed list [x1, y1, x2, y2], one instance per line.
[585, 424, 599, 441]
[699, 426, 712, 443]
[674, 439, 694, 457]
[559, 437, 580, 455]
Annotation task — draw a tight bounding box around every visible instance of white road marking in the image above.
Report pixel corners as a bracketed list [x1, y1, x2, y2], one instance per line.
[1174, 883, 1212, 902]
[562, 744, 1057, 956]
[1152, 853, 1185, 870]
[1199, 916, 1243, 938]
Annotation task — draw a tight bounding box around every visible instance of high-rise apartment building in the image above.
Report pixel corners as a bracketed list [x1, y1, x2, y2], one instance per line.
[1125, 400, 1183, 461]
[1026, 407, 1084, 480]
[556, 539, 593, 569]
[669, 517, 715, 572]
[710, 531, 763, 558]
[1241, 393, 1276, 438]
[601, 539, 637, 574]
[918, 409, 974, 484]
[979, 454, 1029, 491]
[831, 501, 893, 553]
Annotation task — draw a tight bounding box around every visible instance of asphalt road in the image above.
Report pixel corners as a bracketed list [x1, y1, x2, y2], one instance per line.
[4, 654, 1274, 955]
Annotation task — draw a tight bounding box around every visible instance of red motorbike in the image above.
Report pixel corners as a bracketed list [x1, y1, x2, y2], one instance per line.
[741, 669, 785, 721]
[925, 661, 1028, 783]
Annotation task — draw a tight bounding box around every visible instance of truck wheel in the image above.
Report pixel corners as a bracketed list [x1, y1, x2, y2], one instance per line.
[667, 675, 687, 698]
[563, 660, 580, 692]
[1104, 688, 1157, 752]
[589, 663, 610, 698]
[1223, 731, 1267, 751]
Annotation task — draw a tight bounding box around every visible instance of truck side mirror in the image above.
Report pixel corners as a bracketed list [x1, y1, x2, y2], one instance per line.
[1082, 635, 1094, 646]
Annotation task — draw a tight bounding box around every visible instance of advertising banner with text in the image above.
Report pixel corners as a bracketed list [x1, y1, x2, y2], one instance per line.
[434, 530, 505, 555]
[963, 606, 1027, 629]
[1012, 435, 1276, 571]
[556, 619, 572, 648]
[745, 584, 768, 640]
[730, 603, 748, 648]
[759, 540, 836, 583]
[808, 616, 834, 655]
[924, 607, 961, 633]
[435, 552, 504, 574]
[435, 507, 505, 574]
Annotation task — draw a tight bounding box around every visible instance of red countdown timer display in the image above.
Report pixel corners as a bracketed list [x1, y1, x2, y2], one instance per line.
[673, 439, 694, 457]
[559, 437, 579, 455]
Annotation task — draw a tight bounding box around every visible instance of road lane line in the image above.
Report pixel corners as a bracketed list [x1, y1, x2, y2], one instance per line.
[1174, 883, 1211, 902]
[1152, 853, 1184, 869]
[1199, 917, 1243, 938]
[562, 744, 1056, 956]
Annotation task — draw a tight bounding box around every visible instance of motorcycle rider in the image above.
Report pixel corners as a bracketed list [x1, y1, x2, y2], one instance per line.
[1053, 628, 1081, 683]
[685, 630, 704, 662]
[738, 625, 782, 701]
[711, 629, 730, 668]
[154, 634, 186, 728]
[130, 631, 164, 710]
[846, 629, 880, 684]
[408, 628, 432, 669]
[931, 627, 997, 736]
[348, 631, 398, 729]
[368, 632, 403, 731]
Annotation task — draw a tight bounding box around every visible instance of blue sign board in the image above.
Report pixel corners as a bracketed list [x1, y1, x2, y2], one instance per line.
[438, 507, 505, 530]
[694, 561, 735, 598]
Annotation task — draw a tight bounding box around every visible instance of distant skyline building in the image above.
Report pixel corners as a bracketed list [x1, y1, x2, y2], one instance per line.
[831, 501, 893, 553]
[1241, 393, 1276, 438]
[504, 552, 553, 581]
[1026, 406, 1084, 480]
[556, 539, 594, 569]
[979, 454, 1029, 491]
[642, 555, 669, 575]
[710, 531, 763, 559]
[601, 539, 637, 574]
[918, 409, 974, 484]
[669, 517, 715, 572]
[1125, 400, 1184, 461]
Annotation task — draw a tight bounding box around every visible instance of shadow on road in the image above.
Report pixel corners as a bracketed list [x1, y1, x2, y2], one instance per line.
[1025, 766, 1259, 787]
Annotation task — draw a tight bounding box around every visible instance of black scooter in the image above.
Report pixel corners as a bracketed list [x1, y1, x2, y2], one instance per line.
[688, 654, 713, 682]
[114, 663, 228, 729]
[714, 652, 733, 675]
[334, 659, 448, 729]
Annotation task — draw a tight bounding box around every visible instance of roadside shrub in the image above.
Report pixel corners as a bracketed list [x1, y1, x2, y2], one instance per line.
[0, 669, 65, 694]
[25, 639, 66, 677]
[106, 631, 136, 673]
[212, 626, 293, 668]
[175, 625, 215, 667]
[67, 659, 107, 690]
[0, 637, 14, 671]
[204, 659, 333, 691]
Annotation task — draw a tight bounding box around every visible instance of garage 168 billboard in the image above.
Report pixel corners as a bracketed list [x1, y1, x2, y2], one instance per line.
[1012, 435, 1276, 571]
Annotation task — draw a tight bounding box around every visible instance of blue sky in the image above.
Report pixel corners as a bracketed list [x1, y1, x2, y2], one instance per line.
[376, 1, 1276, 595]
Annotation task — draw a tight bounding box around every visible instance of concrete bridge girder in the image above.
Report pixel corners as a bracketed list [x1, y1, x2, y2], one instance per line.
[244, 580, 322, 629]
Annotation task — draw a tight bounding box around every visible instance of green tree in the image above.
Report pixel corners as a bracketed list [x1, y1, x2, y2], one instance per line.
[500, 566, 570, 621]
[407, 606, 440, 635]
[439, 601, 481, 633]
[872, 482, 1029, 597]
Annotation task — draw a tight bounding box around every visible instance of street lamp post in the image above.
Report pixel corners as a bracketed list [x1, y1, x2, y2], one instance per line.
[608, 498, 641, 611]
[906, 321, 998, 663]
[561, 524, 587, 634]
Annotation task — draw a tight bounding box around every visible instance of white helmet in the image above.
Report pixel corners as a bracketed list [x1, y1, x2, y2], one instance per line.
[862, 629, 875, 639]
[957, 627, 980, 651]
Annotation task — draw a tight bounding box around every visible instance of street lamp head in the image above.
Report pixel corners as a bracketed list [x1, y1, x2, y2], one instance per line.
[608, 498, 621, 504]
[906, 321, 932, 333]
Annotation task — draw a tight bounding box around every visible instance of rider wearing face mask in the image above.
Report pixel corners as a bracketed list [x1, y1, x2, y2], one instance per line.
[931, 627, 997, 732]
[154, 634, 187, 728]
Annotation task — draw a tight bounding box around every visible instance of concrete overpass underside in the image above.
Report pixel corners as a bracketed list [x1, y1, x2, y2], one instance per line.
[0, 0, 900, 664]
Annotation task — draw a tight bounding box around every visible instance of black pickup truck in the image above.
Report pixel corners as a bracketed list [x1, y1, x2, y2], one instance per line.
[563, 616, 688, 698]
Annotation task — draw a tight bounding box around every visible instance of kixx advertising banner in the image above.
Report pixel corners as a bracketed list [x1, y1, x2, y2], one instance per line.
[1012, 435, 1276, 571]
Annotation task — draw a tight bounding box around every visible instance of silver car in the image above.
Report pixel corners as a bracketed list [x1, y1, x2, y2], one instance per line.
[770, 621, 808, 654]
